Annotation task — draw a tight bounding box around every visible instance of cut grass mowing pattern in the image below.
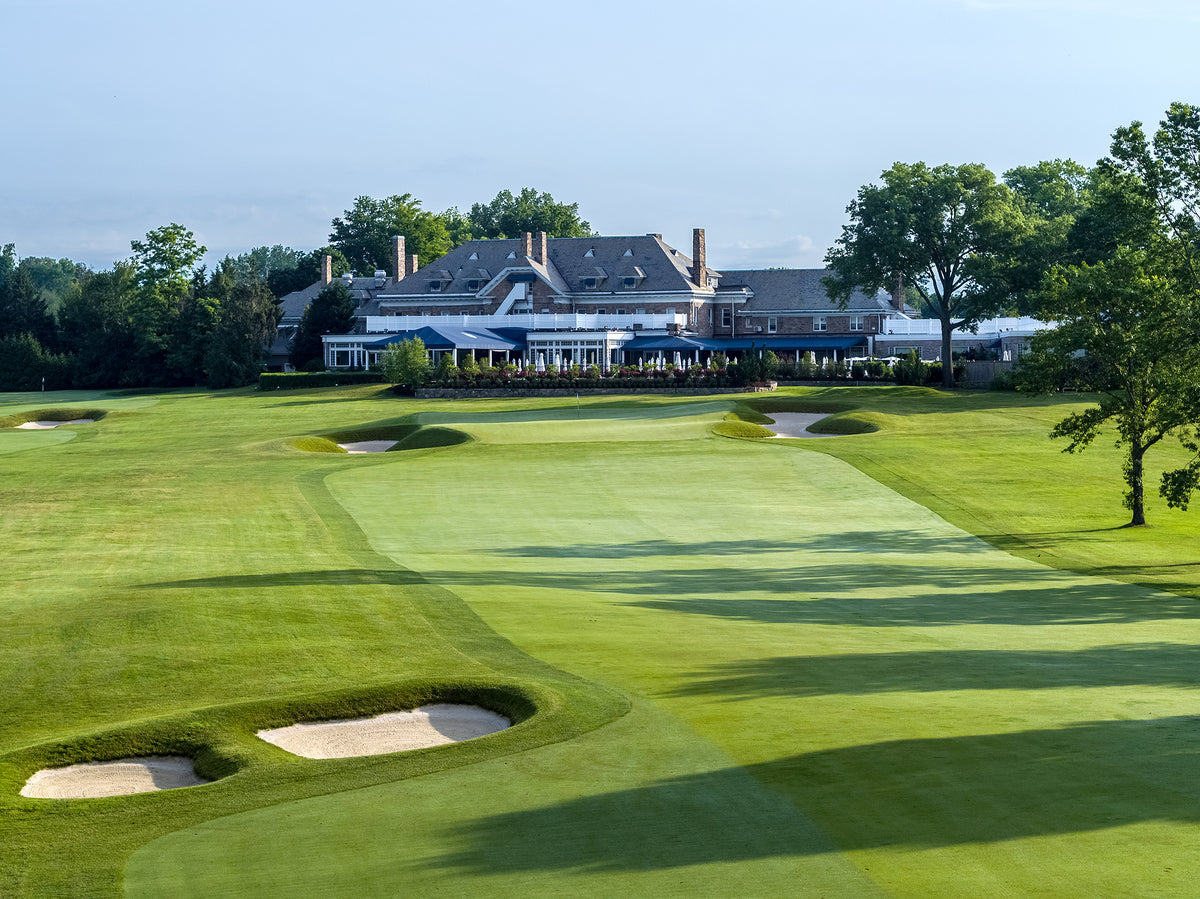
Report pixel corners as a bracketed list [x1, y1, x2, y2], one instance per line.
[5, 384, 1200, 897]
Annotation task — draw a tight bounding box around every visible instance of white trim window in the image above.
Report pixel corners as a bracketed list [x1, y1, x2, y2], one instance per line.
[850, 315, 864, 332]
[813, 316, 827, 332]
[721, 308, 732, 328]
[767, 316, 778, 333]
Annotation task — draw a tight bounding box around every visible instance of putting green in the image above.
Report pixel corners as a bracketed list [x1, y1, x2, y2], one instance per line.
[125, 400, 1200, 897]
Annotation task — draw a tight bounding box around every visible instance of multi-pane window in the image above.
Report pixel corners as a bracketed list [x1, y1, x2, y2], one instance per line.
[767, 316, 778, 333]
[722, 308, 732, 327]
[813, 316, 827, 332]
[850, 315, 864, 331]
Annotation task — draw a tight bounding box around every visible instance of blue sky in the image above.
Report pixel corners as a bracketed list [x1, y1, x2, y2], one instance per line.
[1, 0, 1195, 273]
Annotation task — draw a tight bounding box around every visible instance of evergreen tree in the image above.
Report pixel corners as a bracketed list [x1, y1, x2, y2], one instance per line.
[289, 281, 357, 370]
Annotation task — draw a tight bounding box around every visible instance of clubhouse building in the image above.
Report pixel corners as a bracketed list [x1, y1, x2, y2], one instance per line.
[272, 229, 1042, 371]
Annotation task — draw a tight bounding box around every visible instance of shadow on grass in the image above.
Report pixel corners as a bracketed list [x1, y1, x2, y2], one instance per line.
[488, 531, 992, 559]
[424, 561, 1199, 625]
[669, 643, 1200, 700]
[433, 716, 1200, 874]
[138, 568, 427, 589]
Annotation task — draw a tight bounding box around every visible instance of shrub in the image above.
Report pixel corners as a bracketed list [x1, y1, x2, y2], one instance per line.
[893, 349, 929, 386]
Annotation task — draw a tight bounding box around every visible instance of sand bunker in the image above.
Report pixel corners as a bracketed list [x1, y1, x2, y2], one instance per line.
[257, 704, 511, 759]
[16, 419, 94, 430]
[765, 412, 831, 438]
[20, 756, 209, 799]
[339, 440, 397, 453]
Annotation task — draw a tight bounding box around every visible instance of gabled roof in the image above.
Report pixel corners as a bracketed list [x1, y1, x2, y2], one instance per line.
[373, 234, 714, 301]
[717, 268, 892, 313]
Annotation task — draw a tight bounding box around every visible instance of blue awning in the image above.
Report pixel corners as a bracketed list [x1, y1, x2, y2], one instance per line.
[367, 326, 522, 352]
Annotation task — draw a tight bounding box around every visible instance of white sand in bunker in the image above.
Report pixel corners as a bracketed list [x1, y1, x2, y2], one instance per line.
[339, 440, 397, 453]
[257, 704, 512, 759]
[20, 756, 210, 799]
[16, 419, 94, 429]
[765, 412, 831, 438]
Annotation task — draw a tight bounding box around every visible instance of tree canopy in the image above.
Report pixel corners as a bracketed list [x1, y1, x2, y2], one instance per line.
[329, 194, 452, 275]
[1020, 103, 1200, 526]
[289, 281, 357, 371]
[467, 188, 595, 240]
[823, 162, 1026, 386]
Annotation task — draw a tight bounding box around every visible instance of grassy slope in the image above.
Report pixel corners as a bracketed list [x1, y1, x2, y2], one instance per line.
[0, 387, 628, 896]
[128, 390, 1200, 897]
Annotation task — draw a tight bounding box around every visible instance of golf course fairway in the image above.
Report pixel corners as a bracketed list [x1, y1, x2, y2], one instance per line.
[2, 385, 1199, 896]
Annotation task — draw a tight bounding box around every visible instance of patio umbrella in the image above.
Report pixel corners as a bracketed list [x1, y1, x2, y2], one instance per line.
[536, 352, 545, 372]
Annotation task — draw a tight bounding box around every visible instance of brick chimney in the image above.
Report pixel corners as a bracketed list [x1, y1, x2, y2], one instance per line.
[391, 236, 405, 281]
[321, 254, 332, 286]
[406, 254, 419, 277]
[520, 231, 533, 259]
[533, 231, 547, 265]
[891, 272, 905, 312]
[692, 228, 707, 289]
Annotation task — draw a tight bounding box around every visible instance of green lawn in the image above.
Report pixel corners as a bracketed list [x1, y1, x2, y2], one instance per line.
[2, 385, 1199, 896]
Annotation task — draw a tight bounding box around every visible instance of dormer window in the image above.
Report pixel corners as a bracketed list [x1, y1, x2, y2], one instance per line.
[466, 279, 480, 291]
[623, 277, 636, 289]
[429, 281, 442, 292]
[583, 277, 598, 289]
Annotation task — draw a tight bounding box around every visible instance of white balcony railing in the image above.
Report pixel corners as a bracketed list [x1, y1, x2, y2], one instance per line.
[879, 315, 1047, 337]
[363, 312, 687, 333]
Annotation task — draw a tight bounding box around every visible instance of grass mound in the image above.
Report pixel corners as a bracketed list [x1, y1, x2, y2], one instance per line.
[0, 408, 107, 428]
[290, 436, 347, 453]
[804, 413, 878, 435]
[392, 426, 470, 451]
[713, 420, 775, 438]
[326, 424, 420, 445]
[291, 422, 470, 454]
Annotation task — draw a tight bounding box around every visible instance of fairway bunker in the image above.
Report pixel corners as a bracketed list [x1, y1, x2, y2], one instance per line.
[15, 419, 95, 429]
[20, 756, 210, 799]
[257, 704, 511, 759]
[338, 440, 397, 453]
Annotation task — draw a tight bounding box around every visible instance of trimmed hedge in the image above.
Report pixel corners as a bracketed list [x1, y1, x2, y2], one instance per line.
[259, 371, 384, 390]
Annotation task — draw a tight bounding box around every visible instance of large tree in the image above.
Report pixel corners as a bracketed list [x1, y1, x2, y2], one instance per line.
[1002, 159, 1091, 313]
[1022, 103, 1200, 526]
[1025, 247, 1200, 526]
[467, 188, 595, 240]
[289, 280, 357, 370]
[128, 223, 207, 384]
[202, 261, 281, 387]
[329, 194, 451, 276]
[824, 162, 1025, 387]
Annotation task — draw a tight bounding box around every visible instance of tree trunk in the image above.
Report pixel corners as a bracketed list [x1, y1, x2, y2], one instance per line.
[1126, 440, 1147, 527]
[940, 317, 955, 388]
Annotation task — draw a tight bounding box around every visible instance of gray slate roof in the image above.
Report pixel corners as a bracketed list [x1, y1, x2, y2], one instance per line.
[717, 268, 893, 313]
[367, 234, 713, 306]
